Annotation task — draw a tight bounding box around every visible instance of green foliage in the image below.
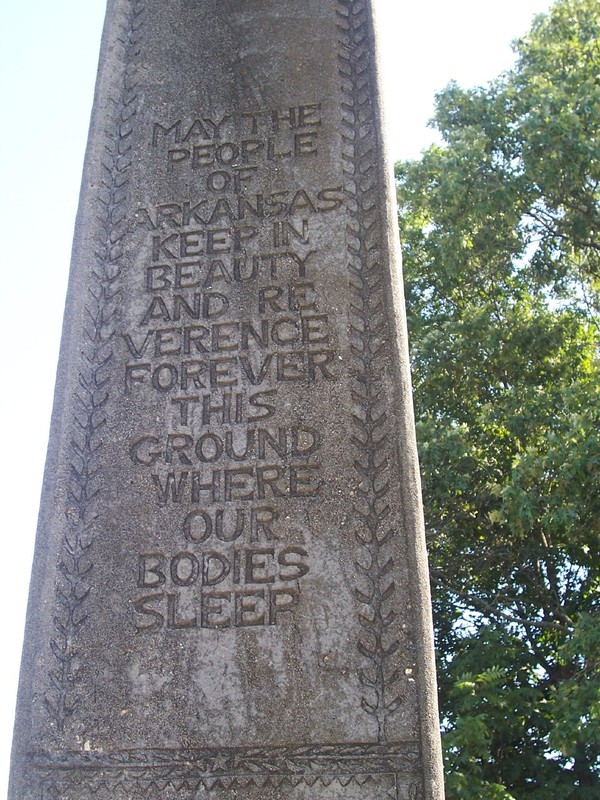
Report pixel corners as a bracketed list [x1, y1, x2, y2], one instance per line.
[396, 0, 600, 795]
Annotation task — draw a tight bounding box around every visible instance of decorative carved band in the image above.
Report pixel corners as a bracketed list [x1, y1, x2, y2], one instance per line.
[30, 742, 420, 798]
[44, 0, 146, 733]
[337, 0, 403, 742]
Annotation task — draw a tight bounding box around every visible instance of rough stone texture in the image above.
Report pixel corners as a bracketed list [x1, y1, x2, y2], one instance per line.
[9, 1, 445, 798]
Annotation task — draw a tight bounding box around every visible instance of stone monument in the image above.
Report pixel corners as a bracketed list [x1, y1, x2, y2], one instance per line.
[10, 1, 445, 797]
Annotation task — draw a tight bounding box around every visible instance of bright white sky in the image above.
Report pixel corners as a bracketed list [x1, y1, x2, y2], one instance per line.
[0, 0, 553, 791]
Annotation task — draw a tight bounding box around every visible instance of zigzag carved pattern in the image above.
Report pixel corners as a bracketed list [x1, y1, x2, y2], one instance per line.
[44, 0, 146, 734]
[30, 742, 418, 797]
[336, 0, 403, 744]
[37, 774, 398, 799]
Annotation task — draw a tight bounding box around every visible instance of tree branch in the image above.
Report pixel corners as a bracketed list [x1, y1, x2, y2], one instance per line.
[431, 571, 572, 633]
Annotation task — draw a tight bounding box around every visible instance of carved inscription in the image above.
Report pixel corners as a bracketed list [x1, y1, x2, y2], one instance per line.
[125, 104, 341, 631]
[9, 4, 441, 797]
[152, 103, 322, 171]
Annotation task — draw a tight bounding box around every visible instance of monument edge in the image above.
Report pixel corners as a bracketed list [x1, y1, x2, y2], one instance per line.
[8, 2, 447, 797]
[7, 0, 127, 795]
[367, 2, 446, 797]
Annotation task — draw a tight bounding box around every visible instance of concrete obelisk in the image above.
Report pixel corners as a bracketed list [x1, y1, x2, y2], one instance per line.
[10, 1, 445, 797]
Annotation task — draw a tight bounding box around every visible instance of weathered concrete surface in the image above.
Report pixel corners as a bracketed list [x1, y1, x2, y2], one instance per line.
[10, 1, 444, 797]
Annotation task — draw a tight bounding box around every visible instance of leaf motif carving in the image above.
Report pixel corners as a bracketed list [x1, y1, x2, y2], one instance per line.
[44, 0, 145, 734]
[337, 0, 405, 744]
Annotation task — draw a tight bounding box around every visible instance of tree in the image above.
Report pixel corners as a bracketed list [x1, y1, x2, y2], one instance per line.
[396, 1, 600, 796]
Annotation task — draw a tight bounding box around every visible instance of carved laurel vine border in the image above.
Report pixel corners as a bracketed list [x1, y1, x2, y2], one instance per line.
[30, 743, 420, 798]
[44, 0, 146, 734]
[336, 0, 403, 743]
